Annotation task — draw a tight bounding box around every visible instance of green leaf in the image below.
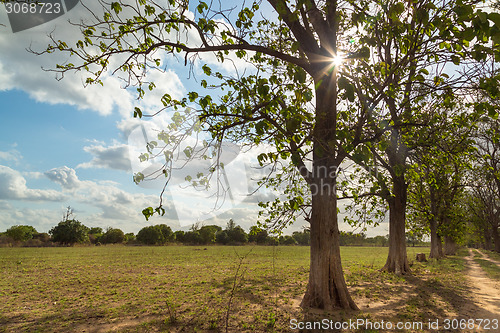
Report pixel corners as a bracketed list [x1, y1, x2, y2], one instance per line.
[110, 2, 122, 14]
[489, 12, 500, 27]
[133, 107, 142, 118]
[142, 207, 154, 221]
[202, 64, 212, 76]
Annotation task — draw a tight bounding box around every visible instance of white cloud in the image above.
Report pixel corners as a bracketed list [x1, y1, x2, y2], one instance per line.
[43, 165, 169, 227]
[22, 171, 45, 179]
[0, 149, 22, 162]
[0, 165, 66, 201]
[0, 206, 62, 233]
[0, 1, 187, 119]
[77, 142, 132, 171]
[44, 166, 81, 190]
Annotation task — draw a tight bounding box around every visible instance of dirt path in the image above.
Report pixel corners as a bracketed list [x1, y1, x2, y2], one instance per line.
[462, 249, 500, 320]
[475, 249, 500, 267]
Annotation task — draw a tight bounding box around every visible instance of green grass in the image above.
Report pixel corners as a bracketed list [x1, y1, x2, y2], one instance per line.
[472, 249, 500, 281]
[480, 249, 500, 262]
[0, 245, 468, 332]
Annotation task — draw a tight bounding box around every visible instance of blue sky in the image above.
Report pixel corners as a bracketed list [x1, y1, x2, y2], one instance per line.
[0, 1, 389, 236]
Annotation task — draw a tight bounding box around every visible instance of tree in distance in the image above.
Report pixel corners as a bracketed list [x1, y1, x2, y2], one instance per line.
[101, 227, 125, 244]
[5, 225, 37, 242]
[49, 206, 89, 245]
[136, 224, 174, 245]
[49, 220, 89, 245]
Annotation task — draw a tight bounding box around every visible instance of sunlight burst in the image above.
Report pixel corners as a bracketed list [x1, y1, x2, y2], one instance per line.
[331, 52, 345, 68]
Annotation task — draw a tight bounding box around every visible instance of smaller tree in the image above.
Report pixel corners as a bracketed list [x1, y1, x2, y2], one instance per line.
[136, 225, 164, 245]
[49, 220, 89, 245]
[292, 230, 310, 246]
[124, 233, 136, 243]
[215, 230, 229, 245]
[89, 227, 103, 235]
[174, 230, 185, 243]
[199, 225, 222, 244]
[183, 230, 203, 244]
[102, 227, 125, 244]
[88, 227, 104, 244]
[249, 226, 269, 244]
[225, 220, 247, 244]
[5, 225, 37, 242]
[279, 235, 297, 246]
[157, 224, 175, 243]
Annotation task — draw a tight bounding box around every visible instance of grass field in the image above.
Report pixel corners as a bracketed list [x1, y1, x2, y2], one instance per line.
[472, 250, 500, 281]
[0, 246, 472, 332]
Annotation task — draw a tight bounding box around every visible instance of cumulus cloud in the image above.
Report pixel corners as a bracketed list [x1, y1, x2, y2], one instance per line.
[44, 166, 81, 189]
[0, 1, 186, 119]
[0, 165, 66, 201]
[42, 165, 170, 225]
[77, 142, 132, 171]
[0, 149, 22, 162]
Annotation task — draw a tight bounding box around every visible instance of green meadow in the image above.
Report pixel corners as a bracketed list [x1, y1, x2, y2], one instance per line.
[0, 246, 473, 332]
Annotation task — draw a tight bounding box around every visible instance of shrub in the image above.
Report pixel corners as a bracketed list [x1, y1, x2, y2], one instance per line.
[124, 233, 136, 243]
[101, 227, 125, 244]
[6, 225, 37, 242]
[137, 225, 164, 245]
[279, 235, 297, 246]
[292, 230, 310, 245]
[49, 220, 89, 245]
[248, 226, 269, 244]
[174, 230, 185, 243]
[199, 225, 222, 244]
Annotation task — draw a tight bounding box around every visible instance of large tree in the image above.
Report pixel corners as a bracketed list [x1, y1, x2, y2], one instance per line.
[36, 0, 498, 309]
[407, 104, 475, 258]
[339, 0, 499, 273]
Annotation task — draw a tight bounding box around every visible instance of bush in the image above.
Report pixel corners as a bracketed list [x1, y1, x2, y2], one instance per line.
[215, 230, 229, 245]
[101, 227, 125, 244]
[124, 233, 136, 243]
[199, 225, 222, 244]
[156, 224, 174, 243]
[6, 225, 37, 242]
[174, 230, 185, 243]
[34, 232, 51, 243]
[183, 230, 203, 244]
[292, 230, 310, 245]
[136, 225, 174, 245]
[0, 234, 15, 247]
[49, 220, 89, 245]
[279, 235, 297, 245]
[248, 226, 269, 244]
[227, 226, 248, 244]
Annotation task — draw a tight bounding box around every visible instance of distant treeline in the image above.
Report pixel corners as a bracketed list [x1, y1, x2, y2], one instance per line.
[0, 218, 426, 247]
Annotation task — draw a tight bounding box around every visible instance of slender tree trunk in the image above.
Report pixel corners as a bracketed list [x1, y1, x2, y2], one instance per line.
[483, 228, 492, 251]
[301, 187, 358, 310]
[444, 235, 457, 256]
[383, 175, 409, 274]
[492, 223, 500, 253]
[437, 234, 444, 256]
[429, 216, 442, 259]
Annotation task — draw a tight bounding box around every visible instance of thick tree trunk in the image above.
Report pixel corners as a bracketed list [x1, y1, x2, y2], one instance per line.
[383, 175, 410, 274]
[301, 189, 358, 310]
[444, 235, 457, 256]
[299, 62, 357, 310]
